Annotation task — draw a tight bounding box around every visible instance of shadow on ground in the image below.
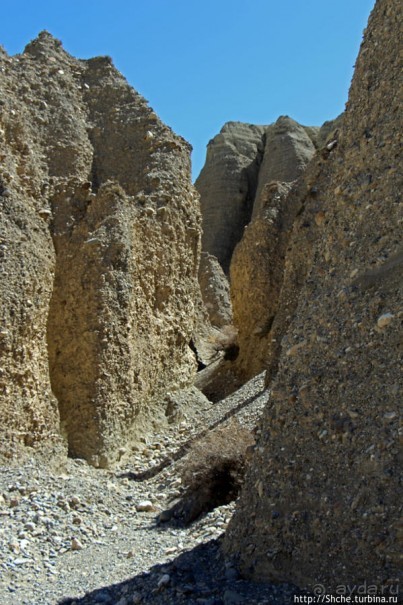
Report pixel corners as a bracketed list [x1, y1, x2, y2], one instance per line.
[58, 538, 300, 605]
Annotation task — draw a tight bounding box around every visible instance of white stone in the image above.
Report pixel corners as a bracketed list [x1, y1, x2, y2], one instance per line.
[70, 537, 84, 551]
[377, 312, 394, 328]
[135, 500, 154, 512]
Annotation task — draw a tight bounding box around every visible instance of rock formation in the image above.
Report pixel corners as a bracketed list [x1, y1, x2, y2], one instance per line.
[224, 0, 402, 592]
[251, 116, 317, 218]
[0, 32, 201, 466]
[229, 181, 293, 380]
[196, 116, 330, 274]
[198, 252, 232, 329]
[229, 117, 342, 382]
[195, 122, 265, 274]
[197, 113, 340, 380]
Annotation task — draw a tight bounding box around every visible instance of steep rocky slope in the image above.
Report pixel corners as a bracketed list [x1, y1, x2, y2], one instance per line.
[196, 115, 341, 380]
[0, 32, 201, 466]
[230, 181, 293, 380]
[225, 0, 402, 592]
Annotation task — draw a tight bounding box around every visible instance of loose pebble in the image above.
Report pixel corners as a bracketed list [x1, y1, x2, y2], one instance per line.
[0, 374, 293, 603]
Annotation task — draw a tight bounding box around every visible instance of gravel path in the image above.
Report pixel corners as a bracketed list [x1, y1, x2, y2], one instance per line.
[0, 374, 300, 604]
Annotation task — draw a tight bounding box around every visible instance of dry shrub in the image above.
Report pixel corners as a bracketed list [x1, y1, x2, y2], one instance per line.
[208, 324, 239, 361]
[175, 420, 255, 523]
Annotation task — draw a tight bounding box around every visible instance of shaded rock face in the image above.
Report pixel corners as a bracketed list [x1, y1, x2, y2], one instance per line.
[251, 116, 317, 218]
[0, 32, 201, 466]
[195, 122, 265, 274]
[229, 181, 293, 380]
[230, 121, 342, 382]
[229, 117, 341, 381]
[196, 117, 324, 274]
[224, 0, 402, 591]
[198, 252, 232, 329]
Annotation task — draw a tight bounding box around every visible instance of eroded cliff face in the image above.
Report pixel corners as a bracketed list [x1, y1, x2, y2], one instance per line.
[0, 33, 201, 466]
[225, 0, 402, 591]
[208, 115, 337, 381]
[229, 123, 341, 382]
[198, 252, 232, 329]
[195, 122, 265, 274]
[196, 116, 329, 275]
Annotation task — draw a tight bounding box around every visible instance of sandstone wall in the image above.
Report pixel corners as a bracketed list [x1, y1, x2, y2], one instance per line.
[0, 33, 201, 465]
[224, 0, 402, 591]
[229, 181, 293, 380]
[196, 116, 325, 276]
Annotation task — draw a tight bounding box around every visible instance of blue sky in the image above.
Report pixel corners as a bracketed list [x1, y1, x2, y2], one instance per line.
[2, 0, 375, 179]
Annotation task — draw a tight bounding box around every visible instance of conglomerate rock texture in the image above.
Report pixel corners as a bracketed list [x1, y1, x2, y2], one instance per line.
[0, 32, 201, 466]
[224, 0, 402, 592]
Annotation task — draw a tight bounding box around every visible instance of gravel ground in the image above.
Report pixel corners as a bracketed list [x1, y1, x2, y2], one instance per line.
[0, 374, 301, 604]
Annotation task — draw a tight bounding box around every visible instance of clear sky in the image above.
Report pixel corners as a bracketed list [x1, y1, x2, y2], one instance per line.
[2, 0, 375, 180]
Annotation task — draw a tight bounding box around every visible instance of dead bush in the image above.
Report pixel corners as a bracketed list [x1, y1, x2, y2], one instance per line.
[161, 420, 255, 525]
[209, 324, 239, 361]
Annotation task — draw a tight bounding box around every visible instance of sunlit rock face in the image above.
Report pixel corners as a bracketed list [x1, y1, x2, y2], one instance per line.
[0, 32, 201, 466]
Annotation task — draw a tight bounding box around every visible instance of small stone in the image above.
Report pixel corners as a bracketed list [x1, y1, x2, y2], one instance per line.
[131, 593, 142, 605]
[165, 546, 177, 555]
[13, 557, 31, 565]
[70, 538, 84, 551]
[223, 589, 245, 604]
[24, 522, 36, 532]
[157, 573, 170, 588]
[377, 313, 394, 328]
[286, 340, 307, 357]
[326, 139, 338, 151]
[135, 500, 154, 512]
[38, 208, 52, 219]
[8, 539, 20, 553]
